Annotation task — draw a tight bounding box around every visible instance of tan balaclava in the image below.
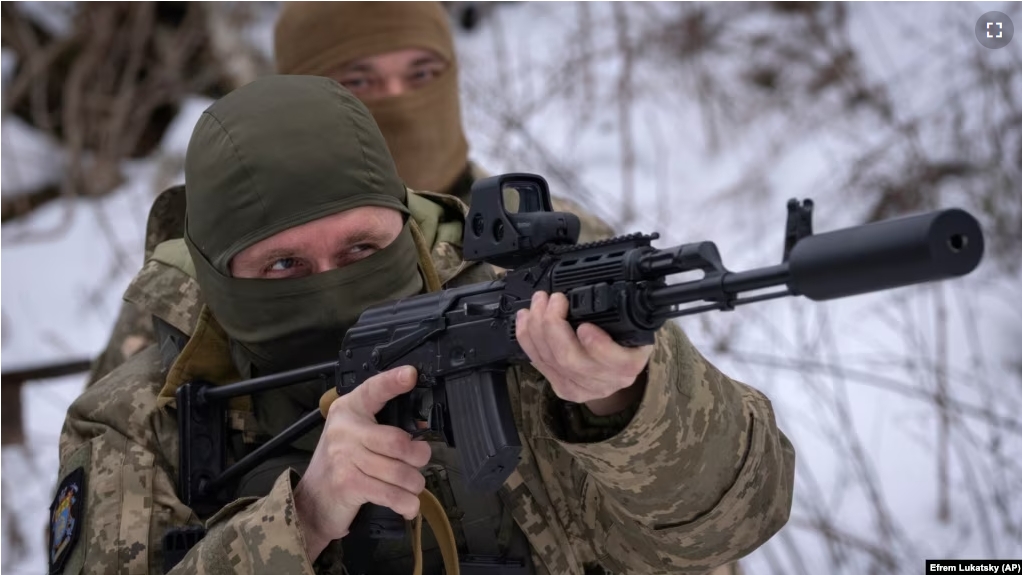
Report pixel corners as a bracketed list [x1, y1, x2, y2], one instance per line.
[275, 2, 469, 194]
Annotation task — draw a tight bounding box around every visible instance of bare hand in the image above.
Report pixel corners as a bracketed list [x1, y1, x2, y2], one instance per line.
[516, 291, 653, 411]
[294, 366, 431, 560]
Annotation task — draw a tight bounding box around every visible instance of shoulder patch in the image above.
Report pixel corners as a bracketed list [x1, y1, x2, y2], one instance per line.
[49, 466, 85, 574]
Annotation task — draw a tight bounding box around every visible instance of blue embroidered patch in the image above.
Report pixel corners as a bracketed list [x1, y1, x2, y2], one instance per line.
[49, 466, 84, 574]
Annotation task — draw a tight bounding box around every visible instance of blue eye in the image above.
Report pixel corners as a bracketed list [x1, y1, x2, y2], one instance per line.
[269, 258, 298, 271]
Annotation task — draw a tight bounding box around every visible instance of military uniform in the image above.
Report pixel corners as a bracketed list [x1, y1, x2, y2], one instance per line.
[58, 193, 794, 575]
[64, 7, 785, 573]
[57, 75, 792, 575]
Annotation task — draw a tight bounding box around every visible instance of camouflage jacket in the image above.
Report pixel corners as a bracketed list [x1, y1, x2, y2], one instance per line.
[57, 188, 794, 575]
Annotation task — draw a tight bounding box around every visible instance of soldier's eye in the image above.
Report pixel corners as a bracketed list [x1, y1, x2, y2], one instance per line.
[407, 64, 444, 86]
[338, 75, 374, 94]
[264, 257, 310, 278]
[343, 244, 378, 264]
[269, 257, 298, 271]
[263, 256, 310, 279]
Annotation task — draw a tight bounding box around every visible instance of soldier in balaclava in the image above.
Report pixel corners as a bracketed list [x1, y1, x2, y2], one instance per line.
[273, 1, 614, 243]
[276, 2, 469, 197]
[57, 76, 793, 575]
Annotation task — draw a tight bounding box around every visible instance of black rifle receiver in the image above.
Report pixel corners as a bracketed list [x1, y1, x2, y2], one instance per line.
[174, 172, 984, 518]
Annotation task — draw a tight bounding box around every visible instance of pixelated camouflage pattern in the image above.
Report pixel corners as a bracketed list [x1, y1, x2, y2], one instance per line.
[68, 170, 788, 573]
[60, 226, 793, 574]
[59, 347, 197, 574]
[501, 322, 794, 574]
[85, 298, 159, 386]
[171, 470, 315, 573]
[85, 186, 190, 386]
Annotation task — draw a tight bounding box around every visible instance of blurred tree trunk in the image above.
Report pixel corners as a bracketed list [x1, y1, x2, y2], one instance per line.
[1, 1, 268, 222]
[1, 381, 25, 446]
[1, 359, 94, 447]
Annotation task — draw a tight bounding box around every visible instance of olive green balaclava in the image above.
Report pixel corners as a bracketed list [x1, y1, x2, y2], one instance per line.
[274, 2, 470, 194]
[183, 75, 424, 384]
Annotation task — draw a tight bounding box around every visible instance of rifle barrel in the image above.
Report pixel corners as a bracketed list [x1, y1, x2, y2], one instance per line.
[646, 264, 791, 308]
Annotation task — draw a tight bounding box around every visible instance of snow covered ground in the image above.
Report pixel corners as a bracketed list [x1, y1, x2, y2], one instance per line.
[2, 2, 1019, 573]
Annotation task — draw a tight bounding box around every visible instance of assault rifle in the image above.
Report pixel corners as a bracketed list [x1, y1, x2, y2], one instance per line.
[174, 173, 984, 517]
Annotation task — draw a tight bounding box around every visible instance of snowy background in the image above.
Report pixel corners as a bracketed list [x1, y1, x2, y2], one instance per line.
[3, 2, 1021, 573]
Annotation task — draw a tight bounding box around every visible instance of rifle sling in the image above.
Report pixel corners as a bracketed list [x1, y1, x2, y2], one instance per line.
[410, 218, 442, 292]
[414, 488, 460, 575]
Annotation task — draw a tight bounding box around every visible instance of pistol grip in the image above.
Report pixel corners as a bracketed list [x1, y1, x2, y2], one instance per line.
[445, 369, 522, 492]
